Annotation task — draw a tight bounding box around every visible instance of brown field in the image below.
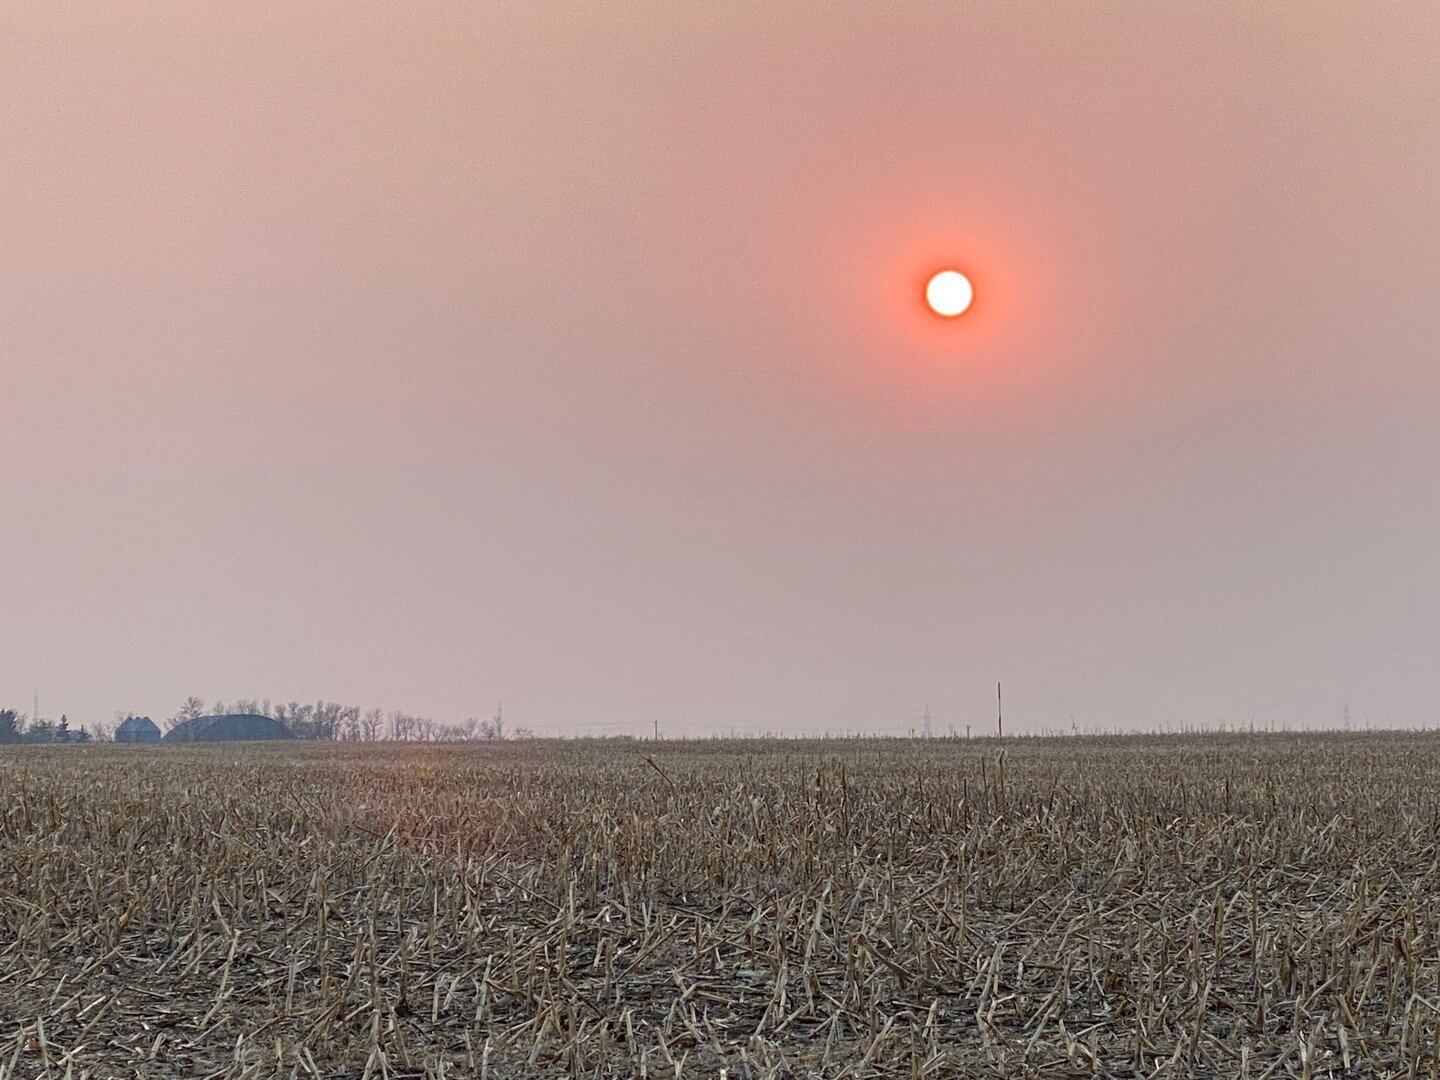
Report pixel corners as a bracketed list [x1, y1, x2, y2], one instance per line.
[3, 732, 1440, 1078]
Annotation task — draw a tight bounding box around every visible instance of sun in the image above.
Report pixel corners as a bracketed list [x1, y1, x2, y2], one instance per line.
[925, 269, 973, 317]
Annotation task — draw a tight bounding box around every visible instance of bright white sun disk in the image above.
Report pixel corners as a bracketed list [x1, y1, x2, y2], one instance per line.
[925, 270, 973, 317]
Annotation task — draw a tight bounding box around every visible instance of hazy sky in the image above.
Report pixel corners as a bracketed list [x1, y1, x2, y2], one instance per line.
[4, 3, 1437, 735]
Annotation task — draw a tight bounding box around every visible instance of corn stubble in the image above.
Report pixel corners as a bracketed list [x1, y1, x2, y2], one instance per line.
[2, 733, 1439, 1078]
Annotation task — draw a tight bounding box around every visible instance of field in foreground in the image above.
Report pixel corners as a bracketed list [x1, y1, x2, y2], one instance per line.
[3, 734, 1440, 1079]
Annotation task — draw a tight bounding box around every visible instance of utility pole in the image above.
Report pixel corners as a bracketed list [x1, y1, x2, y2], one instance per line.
[997, 682, 1003, 740]
[33, 690, 39, 728]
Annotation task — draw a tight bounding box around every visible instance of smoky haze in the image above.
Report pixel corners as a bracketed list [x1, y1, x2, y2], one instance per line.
[3, 3, 1438, 735]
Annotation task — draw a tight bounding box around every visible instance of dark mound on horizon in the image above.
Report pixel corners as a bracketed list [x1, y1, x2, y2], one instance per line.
[161, 713, 293, 743]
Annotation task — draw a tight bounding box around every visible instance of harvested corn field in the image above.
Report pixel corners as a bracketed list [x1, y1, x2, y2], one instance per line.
[3, 733, 1440, 1078]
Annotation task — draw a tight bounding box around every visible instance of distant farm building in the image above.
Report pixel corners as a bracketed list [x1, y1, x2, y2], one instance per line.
[115, 716, 162, 744]
[161, 713, 293, 743]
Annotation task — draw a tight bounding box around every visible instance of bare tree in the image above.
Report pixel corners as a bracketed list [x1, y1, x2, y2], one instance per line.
[387, 710, 415, 741]
[336, 705, 361, 742]
[308, 701, 343, 741]
[171, 696, 207, 730]
[274, 702, 306, 728]
[477, 708, 511, 741]
[283, 703, 321, 739]
[360, 708, 384, 742]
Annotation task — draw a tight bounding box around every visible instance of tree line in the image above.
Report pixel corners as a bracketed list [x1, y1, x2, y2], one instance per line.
[0, 699, 531, 744]
[0, 709, 89, 744]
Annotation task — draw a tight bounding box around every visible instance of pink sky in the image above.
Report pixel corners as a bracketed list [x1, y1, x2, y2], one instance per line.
[3, 3, 1438, 734]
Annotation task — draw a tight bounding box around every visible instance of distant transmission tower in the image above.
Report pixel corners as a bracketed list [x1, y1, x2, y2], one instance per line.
[922, 702, 932, 739]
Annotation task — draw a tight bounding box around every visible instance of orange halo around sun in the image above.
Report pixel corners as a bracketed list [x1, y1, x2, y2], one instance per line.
[925, 269, 973, 317]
